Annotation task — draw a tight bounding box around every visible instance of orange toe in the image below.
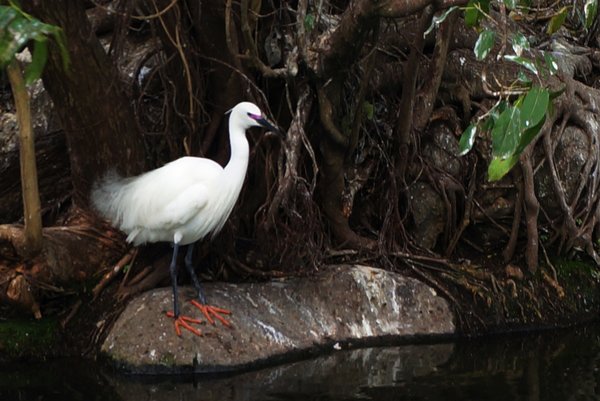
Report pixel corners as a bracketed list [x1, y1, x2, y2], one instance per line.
[190, 300, 232, 327]
[166, 311, 203, 336]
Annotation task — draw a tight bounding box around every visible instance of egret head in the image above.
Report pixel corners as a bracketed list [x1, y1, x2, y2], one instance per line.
[229, 102, 279, 133]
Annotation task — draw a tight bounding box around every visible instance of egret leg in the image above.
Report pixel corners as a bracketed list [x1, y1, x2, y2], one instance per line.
[184, 243, 233, 328]
[166, 243, 202, 336]
[184, 244, 206, 304]
[169, 243, 181, 316]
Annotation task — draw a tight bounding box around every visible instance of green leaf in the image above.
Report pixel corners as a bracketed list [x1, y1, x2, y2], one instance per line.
[585, 0, 598, 29]
[464, 5, 480, 27]
[459, 124, 477, 156]
[482, 116, 495, 132]
[465, 0, 490, 27]
[484, 100, 507, 129]
[511, 32, 529, 56]
[491, 106, 521, 159]
[543, 52, 558, 75]
[519, 86, 549, 130]
[546, 6, 569, 35]
[517, 70, 532, 84]
[0, 17, 29, 65]
[0, 6, 17, 30]
[424, 6, 458, 37]
[24, 38, 47, 85]
[504, 54, 538, 75]
[363, 101, 374, 120]
[474, 29, 495, 61]
[504, 0, 517, 10]
[488, 155, 519, 181]
[304, 13, 315, 31]
[0, 4, 69, 76]
[50, 28, 69, 70]
[516, 116, 545, 154]
[485, 87, 551, 181]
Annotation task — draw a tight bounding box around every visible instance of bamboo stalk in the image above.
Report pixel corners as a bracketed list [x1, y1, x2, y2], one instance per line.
[6, 59, 43, 256]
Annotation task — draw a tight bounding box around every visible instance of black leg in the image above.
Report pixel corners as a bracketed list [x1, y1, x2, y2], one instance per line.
[184, 243, 207, 304]
[169, 243, 180, 317]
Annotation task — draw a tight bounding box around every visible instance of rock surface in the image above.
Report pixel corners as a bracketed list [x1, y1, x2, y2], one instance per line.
[101, 265, 455, 373]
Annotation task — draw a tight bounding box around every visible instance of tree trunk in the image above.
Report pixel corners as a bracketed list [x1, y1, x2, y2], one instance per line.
[22, 0, 146, 207]
[0, 130, 70, 224]
[0, 0, 148, 319]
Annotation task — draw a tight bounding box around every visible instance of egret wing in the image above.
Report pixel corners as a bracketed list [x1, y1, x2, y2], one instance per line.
[117, 157, 222, 235]
[122, 183, 210, 245]
[160, 183, 210, 228]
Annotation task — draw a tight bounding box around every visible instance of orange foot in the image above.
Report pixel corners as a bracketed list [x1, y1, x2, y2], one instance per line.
[190, 300, 232, 328]
[165, 311, 203, 337]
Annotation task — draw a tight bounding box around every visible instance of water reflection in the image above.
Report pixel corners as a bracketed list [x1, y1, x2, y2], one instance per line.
[110, 343, 453, 401]
[2, 324, 600, 401]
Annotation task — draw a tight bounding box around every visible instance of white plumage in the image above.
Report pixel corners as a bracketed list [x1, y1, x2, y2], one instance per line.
[90, 102, 278, 336]
[91, 102, 275, 246]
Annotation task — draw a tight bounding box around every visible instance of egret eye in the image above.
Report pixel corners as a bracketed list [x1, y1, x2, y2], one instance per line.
[247, 112, 262, 120]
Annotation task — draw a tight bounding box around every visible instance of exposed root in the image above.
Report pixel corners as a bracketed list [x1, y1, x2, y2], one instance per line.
[318, 84, 376, 249]
[116, 261, 169, 301]
[521, 145, 540, 273]
[263, 86, 314, 228]
[92, 248, 137, 301]
[0, 210, 125, 318]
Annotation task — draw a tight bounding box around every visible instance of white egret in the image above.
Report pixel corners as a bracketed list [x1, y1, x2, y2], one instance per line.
[91, 102, 279, 336]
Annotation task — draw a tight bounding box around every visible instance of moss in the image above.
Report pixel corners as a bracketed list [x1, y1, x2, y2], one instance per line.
[553, 258, 600, 314]
[0, 318, 59, 360]
[554, 258, 599, 291]
[159, 352, 176, 367]
[555, 258, 595, 277]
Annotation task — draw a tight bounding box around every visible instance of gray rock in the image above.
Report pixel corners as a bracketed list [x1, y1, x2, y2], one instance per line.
[536, 125, 590, 218]
[101, 265, 454, 373]
[422, 123, 462, 178]
[408, 182, 446, 249]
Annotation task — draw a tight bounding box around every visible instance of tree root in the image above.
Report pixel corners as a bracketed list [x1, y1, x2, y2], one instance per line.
[115, 255, 170, 301]
[92, 248, 137, 301]
[318, 84, 376, 249]
[264, 86, 314, 228]
[520, 144, 540, 273]
[0, 209, 125, 318]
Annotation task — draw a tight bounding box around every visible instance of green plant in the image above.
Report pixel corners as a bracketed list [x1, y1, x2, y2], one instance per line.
[0, 1, 69, 256]
[0, 1, 68, 82]
[456, 0, 597, 181]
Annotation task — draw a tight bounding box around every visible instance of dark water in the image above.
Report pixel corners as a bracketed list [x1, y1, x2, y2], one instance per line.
[2, 324, 600, 401]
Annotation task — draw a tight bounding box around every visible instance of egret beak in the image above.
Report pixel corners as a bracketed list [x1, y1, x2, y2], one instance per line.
[256, 116, 280, 134]
[248, 111, 280, 134]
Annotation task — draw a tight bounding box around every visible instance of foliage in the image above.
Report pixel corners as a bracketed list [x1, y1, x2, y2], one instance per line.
[0, 1, 70, 256]
[485, 87, 549, 180]
[457, 0, 595, 181]
[0, 319, 58, 359]
[0, 1, 68, 84]
[585, 0, 599, 28]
